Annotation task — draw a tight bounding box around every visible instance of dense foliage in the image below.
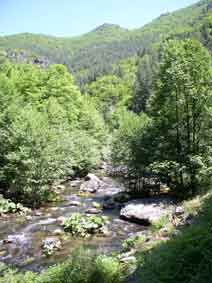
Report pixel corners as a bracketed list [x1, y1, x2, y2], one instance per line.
[113, 38, 212, 197]
[0, 63, 105, 206]
[85, 57, 136, 126]
[148, 39, 212, 195]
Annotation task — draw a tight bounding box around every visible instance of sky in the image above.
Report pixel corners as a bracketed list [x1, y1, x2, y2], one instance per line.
[0, 0, 199, 37]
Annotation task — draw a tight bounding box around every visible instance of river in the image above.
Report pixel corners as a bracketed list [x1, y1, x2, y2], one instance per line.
[0, 174, 146, 272]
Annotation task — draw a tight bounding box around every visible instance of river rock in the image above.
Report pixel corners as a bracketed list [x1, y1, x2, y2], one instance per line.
[50, 207, 58, 212]
[120, 199, 171, 226]
[3, 233, 28, 245]
[92, 202, 102, 209]
[57, 216, 67, 225]
[80, 174, 104, 193]
[118, 250, 137, 275]
[86, 207, 102, 214]
[38, 218, 57, 225]
[69, 200, 81, 207]
[34, 211, 42, 217]
[174, 206, 184, 216]
[56, 184, 66, 190]
[25, 215, 33, 221]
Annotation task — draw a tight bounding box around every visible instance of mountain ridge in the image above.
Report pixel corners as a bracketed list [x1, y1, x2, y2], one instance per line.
[0, 0, 211, 86]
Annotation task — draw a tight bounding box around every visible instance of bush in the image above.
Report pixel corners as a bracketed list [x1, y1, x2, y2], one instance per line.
[91, 256, 122, 283]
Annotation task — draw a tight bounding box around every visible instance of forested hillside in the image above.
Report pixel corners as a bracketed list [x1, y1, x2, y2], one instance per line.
[0, 0, 211, 86]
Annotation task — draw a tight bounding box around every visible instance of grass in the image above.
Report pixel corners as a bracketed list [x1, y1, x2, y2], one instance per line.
[151, 215, 170, 232]
[138, 191, 212, 283]
[0, 249, 124, 283]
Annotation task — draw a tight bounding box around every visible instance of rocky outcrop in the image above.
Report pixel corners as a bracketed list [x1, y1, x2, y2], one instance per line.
[57, 216, 67, 225]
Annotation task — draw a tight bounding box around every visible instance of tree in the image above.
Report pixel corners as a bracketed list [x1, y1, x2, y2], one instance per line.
[131, 51, 158, 113]
[0, 62, 106, 206]
[85, 75, 126, 122]
[200, 11, 212, 51]
[149, 39, 212, 194]
[112, 109, 150, 167]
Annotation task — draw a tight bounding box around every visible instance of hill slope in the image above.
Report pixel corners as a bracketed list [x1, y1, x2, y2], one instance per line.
[0, 0, 211, 85]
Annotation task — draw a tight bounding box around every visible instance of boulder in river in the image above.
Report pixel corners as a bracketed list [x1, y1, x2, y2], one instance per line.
[99, 226, 112, 237]
[120, 198, 173, 226]
[80, 174, 105, 193]
[69, 179, 81, 187]
[86, 207, 102, 214]
[3, 233, 28, 245]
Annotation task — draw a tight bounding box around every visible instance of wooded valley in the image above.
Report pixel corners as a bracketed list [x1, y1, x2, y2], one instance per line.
[0, 0, 212, 282]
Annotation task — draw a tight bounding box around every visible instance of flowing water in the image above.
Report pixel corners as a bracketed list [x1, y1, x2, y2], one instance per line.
[0, 175, 145, 272]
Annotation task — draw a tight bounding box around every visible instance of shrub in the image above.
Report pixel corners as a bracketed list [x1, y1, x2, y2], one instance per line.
[90, 256, 122, 283]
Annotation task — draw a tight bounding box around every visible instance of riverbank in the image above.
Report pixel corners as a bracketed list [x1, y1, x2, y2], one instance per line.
[0, 189, 209, 283]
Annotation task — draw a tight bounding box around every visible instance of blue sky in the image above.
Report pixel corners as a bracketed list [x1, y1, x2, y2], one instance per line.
[1, 0, 198, 37]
